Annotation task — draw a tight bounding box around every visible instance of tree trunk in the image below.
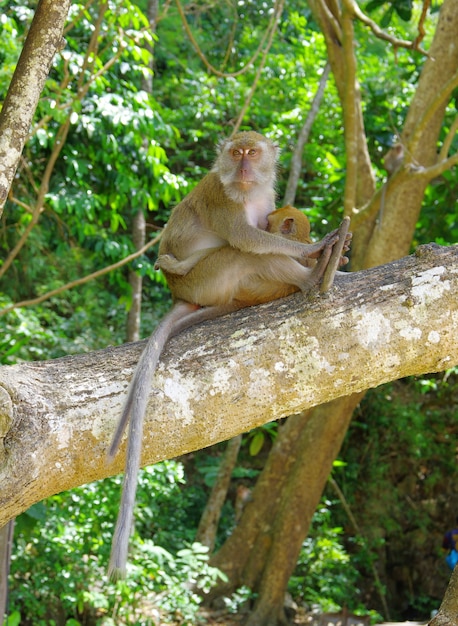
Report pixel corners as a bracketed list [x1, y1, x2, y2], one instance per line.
[209, 411, 315, 595]
[0, 0, 71, 214]
[429, 565, 458, 626]
[245, 397, 360, 626]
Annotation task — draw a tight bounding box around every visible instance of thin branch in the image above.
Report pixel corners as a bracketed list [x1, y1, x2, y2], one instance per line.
[10, 196, 33, 214]
[231, 0, 285, 134]
[283, 63, 331, 206]
[344, 0, 429, 56]
[411, 151, 458, 180]
[439, 117, 458, 161]
[352, 146, 458, 230]
[321, 0, 343, 44]
[0, 3, 125, 279]
[173, 0, 273, 79]
[341, 4, 358, 214]
[221, 10, 239, 71]
[413, 0, 430, 51]
[0, 233, 162, 316]
[63, 0, 95, 35]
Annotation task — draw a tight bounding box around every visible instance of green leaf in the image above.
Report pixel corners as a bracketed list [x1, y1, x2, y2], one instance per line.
[249, 431, 265, 456]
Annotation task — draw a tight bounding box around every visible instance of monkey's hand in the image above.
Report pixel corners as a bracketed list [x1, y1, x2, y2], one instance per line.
[338, 230, 352, 267]
[155, 253, 189, 276]
[303, 229, 341, 260]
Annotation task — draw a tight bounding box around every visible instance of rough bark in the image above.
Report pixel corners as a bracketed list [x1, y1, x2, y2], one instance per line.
[245, 396, 359, 626]
[1, 244, 458, 526]
[0, 0, 71, 214]
[429, 565, 458, 626]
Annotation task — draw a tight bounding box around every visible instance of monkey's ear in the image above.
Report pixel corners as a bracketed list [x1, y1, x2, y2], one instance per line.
[280, 218, 296, 236]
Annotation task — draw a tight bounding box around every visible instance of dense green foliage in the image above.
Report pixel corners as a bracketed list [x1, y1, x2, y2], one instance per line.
[1, 0, 457, 623]
[10, 463, 226, 624]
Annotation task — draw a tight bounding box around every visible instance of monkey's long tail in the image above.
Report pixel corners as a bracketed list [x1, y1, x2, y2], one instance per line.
[107, 300, 241, 579]
[107, 300, 197, 579]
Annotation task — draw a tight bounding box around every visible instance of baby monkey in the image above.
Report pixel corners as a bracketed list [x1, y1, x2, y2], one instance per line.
[107, 132, 351, 578]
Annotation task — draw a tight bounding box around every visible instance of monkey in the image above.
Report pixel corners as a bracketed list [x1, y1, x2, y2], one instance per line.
[378, 142, 404, 228]
[234, 484, 253, 523]
[267, 206, 351, 290]
[107, 131, 352, 579]
[383, 142, 404, 176]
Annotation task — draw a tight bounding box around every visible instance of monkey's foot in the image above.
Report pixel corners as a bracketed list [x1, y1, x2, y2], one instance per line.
[320, 217, 351, 293]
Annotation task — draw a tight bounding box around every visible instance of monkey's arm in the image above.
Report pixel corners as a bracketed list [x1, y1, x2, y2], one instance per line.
[216, 211, 343, 261]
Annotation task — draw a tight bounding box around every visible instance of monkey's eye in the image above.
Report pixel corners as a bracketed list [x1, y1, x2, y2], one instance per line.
[247, 149, 257, 156]
[232, 149, 242, 158]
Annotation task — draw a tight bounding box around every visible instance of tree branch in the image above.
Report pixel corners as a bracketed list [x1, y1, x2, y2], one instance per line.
[341, 4, 358, 214]
[1, 244, 458, 525]
[0, 0, 72, 215]
[0, 233, 161, 316]
[173, 0, 274, 79]
[283, 62, 331, 207]
[344, 0, 429, 56]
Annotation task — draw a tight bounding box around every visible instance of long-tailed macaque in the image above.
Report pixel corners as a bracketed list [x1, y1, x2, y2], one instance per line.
[107, 131, 351, 578]
[383, 142, 404, 176]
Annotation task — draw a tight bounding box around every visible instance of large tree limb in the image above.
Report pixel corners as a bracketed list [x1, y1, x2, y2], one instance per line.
[1, 243, 458, 526]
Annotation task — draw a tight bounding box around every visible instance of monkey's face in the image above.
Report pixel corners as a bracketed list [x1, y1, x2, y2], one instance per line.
[230, 146, 264, 189]
[267, 206, 311, 242]
[215, 131, 278, 193]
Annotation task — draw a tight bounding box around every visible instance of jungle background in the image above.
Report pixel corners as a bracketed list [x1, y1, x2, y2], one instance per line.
[0, 0, 457, 624]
